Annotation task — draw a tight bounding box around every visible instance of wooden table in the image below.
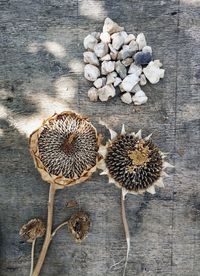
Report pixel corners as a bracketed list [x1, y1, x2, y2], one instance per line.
[0, 0, 199, 275]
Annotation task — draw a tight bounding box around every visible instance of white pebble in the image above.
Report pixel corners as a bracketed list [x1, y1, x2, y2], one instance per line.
[130, 83, 141, 93]
[121, 74, 139, 92]
[101, 61, 115, 75]
[140, 74, 147, 86]
[125, 34, 136, 44]
[84, 64, 100, 81]
[84, 34, 97, 50]
[83, 51, 99, 66]
[91, 32, 101, 41]
[103, 17, 124, 34]
[112, 32, 127, 50]
[143, 61, 165, 84]
[142, 46, 152, 54]
[128, 63, 142, 76]
[136, 33, 147, 50]
[132, 90, 148, 105]
[122, 58, 133, 67]
[114, 77, 122, 87]
[98, 84, 116, 102]
[106, 71, 117, 84]
[88, 87, 98, 102]
[94, 78, 103, 89]
[115, 61, 127, 79]
[117, 45, 135, 60]
[100, 32, 111, 44]
[94, 42, 108, 58]
[121, 92, 132, 104]
[100, 54, 111, 61]
[129, 40, 139, 52]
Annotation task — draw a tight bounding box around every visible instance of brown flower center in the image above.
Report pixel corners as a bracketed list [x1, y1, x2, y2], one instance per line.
[128, 140, 150, 166]
[61, 133, 77, 153]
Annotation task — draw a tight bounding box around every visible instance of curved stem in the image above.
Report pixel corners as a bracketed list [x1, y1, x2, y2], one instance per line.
[52, 220, 69, 238]
[32, 184, 57, 276]
[30, 239, 36, 276]
[121, 188, 130, 276]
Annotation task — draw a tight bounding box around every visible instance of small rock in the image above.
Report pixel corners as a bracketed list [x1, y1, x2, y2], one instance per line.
[154, 59, 163, 67]
[94, 42, 108, 58]
[136, 33, 147, 50]
[84, 64, 100, 81]
[121, 92, 132, 104]
[119, 83, 125, 92]
[83, 52, 99, 66]
[134, 52, 152, 65]
[117, 45, 135, 60]
[128, 63, 142, 76]
[103, 17, 124, 34]
[101, 61, 115, 75]
[94, 78, 103, 89]
[142, 46, 152, 54]
[121, 74, 139, 92]
[129, 40, 139, 52]
[98, 84, 116, 101]
[114, 77, 122, 87]
[112, 32, 126, 50]
[132, 90, 148, 105]
[115, 61, 127, 79]
[84, 34, 98, 51]
[110, 51, 118, 60]
[143, 61, 165, 84]
[100, 54, 111, 61]
[122, 58, 133, 67]
[106, 71, 117, 84]
[91, 32, 101, 41]
[125, 34, 136, 44]
[130, 83, 141, 93]
[88, 87, 98, 102]
[100, 32, 111, 44]
[102, 77, 107, 86]
[140, 74, 147, 86]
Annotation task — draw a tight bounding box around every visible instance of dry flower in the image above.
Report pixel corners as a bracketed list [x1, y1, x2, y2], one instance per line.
[68, 211, 90, 243]
[98, 123, 173, 276]
[29, 111, 100, 276]
[30, 111, 100, 188]
[19, 218, 45, 243]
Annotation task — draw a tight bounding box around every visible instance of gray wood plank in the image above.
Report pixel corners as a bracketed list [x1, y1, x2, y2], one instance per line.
[0, 0, 199, 275]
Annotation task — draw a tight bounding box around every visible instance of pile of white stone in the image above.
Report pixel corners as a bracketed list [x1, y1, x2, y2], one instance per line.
[83, 18, 165, 105]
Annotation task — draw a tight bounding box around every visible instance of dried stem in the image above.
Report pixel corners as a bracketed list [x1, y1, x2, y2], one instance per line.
[30, 239, 36, 276]
[121, 188, 130, 276]
[32, 184, 57, 276]
[51, 220, 69, 238]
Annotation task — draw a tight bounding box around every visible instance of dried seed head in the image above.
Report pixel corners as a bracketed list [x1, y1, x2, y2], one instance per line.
[97, 125, 173, 195]
[68, 211, 90, 243]
[29, 111, 99, 188]
[105, 134, 163, 193]
[19, 218, 45, 243]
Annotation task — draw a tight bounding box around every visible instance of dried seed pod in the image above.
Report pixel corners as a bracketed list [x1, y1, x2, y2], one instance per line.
[30, 111, 100, 189]
[98, 125, 173, 195]
[68, 211, 90, 242]
[19, 218, 45, 243]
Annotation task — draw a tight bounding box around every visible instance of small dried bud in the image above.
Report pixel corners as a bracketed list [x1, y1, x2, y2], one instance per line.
[19, 218, 46, 243]
[68, 211, 90, 243]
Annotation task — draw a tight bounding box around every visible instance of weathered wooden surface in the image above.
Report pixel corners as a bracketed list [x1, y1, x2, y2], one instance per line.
[0, 0, 200, 275]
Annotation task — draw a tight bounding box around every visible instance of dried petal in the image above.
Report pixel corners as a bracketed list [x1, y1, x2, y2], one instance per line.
[19, 218, 45, 243]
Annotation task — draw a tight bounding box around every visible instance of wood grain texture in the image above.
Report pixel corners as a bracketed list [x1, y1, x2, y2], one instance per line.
[0, 0, 199, 275]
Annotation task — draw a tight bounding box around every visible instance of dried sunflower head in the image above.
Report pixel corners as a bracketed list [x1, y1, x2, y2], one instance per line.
[19, 218, 45, 243]
[98, 125, 173, 195]
[30, 111, 100, 189]
[68, 211, 90, 243]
